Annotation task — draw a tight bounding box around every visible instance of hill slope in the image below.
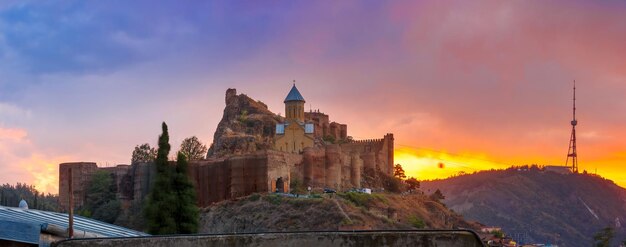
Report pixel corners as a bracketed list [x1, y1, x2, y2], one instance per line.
[200, 192, 481, 233]
[422, 167, 626, 246]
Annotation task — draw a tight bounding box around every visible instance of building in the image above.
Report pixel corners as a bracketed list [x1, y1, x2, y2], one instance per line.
[274, 84, 315, 153]
[544, 165, 572, 175]
[59, 85, 394, 208]
[0, 205, 147, 247]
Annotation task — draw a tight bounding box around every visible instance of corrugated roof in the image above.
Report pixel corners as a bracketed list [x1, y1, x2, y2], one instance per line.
[0, 206, 148, 238]
[0, 220, 40, 244]
[284, 84, 305, 103]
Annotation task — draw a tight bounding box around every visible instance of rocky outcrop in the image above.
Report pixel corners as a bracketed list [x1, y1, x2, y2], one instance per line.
[207, 89, 283, 158]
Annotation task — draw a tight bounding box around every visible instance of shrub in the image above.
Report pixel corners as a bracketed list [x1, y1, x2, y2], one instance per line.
[248, 193, 261, 201]
[339, 192, 373, 208]
[408, 215, 426, 229]
[264, 194, 282, 205]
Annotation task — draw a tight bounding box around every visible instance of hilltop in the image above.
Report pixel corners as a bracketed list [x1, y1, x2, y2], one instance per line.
[200, 192, 482, 233]
[422, 167, 626, 246]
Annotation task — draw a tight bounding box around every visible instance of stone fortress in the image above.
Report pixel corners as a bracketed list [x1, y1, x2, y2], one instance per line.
[59, 85, 394, 210]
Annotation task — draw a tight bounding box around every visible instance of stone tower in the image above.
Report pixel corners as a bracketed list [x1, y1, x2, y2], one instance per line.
[284, 84, 305, 122]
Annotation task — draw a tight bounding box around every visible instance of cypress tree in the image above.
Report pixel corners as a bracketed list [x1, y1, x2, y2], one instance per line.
[144, 122, 177, 234]
[173, 152, 199, 233]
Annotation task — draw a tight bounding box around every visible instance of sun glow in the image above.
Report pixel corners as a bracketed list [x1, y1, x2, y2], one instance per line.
[394, 147, 508, 181]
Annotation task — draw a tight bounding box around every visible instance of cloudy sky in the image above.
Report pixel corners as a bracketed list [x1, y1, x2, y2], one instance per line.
[1, 1, 625, 193]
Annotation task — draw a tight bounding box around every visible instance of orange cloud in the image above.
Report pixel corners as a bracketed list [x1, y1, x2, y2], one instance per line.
[0, 126, 71, 194]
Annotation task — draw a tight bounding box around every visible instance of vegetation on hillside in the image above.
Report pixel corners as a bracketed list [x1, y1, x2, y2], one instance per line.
[200, 192, 480, 234]
[422, 166, 626, 246]
[0, 183, 57, 211]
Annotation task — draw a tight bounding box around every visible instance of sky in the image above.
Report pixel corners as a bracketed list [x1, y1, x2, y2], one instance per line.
[1, 1, 625, 194]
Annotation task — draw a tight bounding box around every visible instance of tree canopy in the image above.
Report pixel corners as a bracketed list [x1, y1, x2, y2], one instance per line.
[79, 170, 121, 223]
[143, 122, 199, 234]
[405, 177, 420, 191]
[131, 143, 157, 164]
[178, 136, 207, 161]
[393, 164, 407, 180]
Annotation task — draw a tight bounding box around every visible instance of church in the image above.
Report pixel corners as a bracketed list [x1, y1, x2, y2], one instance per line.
[59, 84, 394, 209]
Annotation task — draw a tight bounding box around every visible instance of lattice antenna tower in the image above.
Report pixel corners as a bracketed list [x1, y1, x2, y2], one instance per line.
[566, 80, 579, 173]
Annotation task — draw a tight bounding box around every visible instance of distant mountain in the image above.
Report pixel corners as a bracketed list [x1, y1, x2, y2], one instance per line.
[422, 167, 626, 246]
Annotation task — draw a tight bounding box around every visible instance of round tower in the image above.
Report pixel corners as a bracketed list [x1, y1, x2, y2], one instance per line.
[284, 83, 305, 122]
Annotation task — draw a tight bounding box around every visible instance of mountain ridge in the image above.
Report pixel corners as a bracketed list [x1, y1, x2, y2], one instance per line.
[422, 166, 626, 246]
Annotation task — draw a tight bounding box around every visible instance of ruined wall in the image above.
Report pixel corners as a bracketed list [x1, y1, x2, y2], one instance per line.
[293, 134, 393, 191]
[304, 111, 347, 141]
[339, 134, 394, 175]
[190, 151, 293, 207]
[58, 162, 98, 212]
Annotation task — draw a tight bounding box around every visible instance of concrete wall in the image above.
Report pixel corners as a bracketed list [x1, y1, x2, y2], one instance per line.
[53, 231, 485, 247]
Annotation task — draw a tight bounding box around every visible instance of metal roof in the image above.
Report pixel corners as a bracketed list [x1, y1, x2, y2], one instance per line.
[284, 84, 305, 103]
[0, 219, 40, 244]
[0, 206, 149, 239]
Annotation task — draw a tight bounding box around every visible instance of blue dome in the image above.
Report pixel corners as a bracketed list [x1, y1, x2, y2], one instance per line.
[18, 199, 28, 209]
[284, 84, 305, 103]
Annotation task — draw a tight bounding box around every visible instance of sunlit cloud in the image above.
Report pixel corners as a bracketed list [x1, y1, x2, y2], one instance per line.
[0, 125, 71, 194]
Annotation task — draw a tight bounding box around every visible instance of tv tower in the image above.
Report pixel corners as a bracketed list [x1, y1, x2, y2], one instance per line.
[566, 80, 578, 173]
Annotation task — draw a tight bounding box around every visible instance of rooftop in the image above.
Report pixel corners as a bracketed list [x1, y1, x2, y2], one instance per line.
[0, 206, 148, 245]
[284, 84, 305, 103]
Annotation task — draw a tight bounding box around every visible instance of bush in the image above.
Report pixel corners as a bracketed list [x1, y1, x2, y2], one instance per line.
[248, 193, 261, 201]
[408, 215, 426, 229]
[289, 178, 307, 194]
[339, 192, 374, 208]
[264, 194, 282, 205]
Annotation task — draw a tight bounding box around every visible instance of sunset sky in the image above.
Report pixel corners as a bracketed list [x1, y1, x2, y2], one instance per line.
[1, 1, 625, 194]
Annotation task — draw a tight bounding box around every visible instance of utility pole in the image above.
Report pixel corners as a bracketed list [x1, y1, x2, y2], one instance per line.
[68, 168, 74, 238]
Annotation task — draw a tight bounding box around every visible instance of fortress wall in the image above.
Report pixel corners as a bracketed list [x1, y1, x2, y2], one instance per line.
[58, 162, 99, 212]
[340, 153, 352, 189]
[101, 165, 131, 200]
[302, 147, 326, 188]
[193, 160, 231, 206]
[324, 145, 342, 190]
[267, 150, 300, 193]
[350, 153, 363, 188]
[191, 152, 277, 206]
[337, 134, 394, 176]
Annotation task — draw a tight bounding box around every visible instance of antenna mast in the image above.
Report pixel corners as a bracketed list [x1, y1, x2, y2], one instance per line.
[566, 80, 578, 173]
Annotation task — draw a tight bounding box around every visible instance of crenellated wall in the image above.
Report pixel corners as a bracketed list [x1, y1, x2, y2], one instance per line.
[58, 135, 393, 209]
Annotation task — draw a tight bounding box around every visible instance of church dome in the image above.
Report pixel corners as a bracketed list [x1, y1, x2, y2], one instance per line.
[18, 199, 28, 209]
[284, 84, 305, 103]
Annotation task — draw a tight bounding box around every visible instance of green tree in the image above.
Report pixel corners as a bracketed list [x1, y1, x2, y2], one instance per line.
[81, 170, 120, 223]
[178, 136, 208, 161]
[172, 152, 199, 233]
[393, 164, 407, 180]
[144, 122, 177, 234]
[593, 226, 614, 247]
[131, 143, 157, 164]
[405, 177, 420, 191]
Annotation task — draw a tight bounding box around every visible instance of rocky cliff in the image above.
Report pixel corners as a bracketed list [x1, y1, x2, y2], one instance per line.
[207, 89, 283, 158]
